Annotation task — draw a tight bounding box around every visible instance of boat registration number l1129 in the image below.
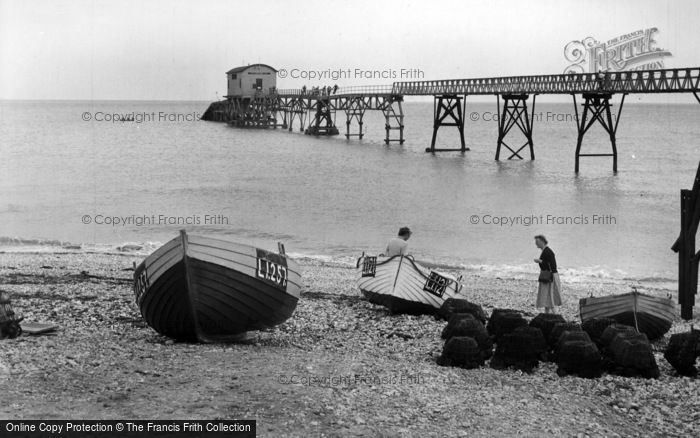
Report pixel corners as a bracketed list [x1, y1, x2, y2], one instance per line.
[256, 249, 288, 290]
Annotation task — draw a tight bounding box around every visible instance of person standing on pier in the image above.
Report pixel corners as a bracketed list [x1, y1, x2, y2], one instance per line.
[596, 68, 607, 91]
[533, 235, 562, 313]
[385, 227, 412, 257]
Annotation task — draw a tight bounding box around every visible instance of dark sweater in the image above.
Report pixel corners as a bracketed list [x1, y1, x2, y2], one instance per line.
[539, 247, 558, 273]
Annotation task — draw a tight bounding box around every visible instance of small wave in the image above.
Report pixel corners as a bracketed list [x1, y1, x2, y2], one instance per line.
[0, 236, 161, 256]
[0, 236, 70, 247]
[624, 275, 677, 284]
[286, 252, 357, 268]
[292, 253, 678, 288]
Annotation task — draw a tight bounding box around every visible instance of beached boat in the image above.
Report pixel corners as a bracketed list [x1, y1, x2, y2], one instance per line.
[579, 290, 675, 340]
[356, 254, 465, 314]
[133, 230, 301, 342]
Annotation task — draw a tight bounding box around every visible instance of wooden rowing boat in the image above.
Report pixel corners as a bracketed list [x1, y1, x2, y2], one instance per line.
[357, 254, 465, 315]
[133, 230, 301, 342]
[579, 290, 675, 340]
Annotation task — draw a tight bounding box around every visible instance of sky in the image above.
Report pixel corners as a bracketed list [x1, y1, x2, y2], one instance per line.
[1, 0, 699, 101]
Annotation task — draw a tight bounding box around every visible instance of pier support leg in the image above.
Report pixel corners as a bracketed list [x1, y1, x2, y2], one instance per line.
[381, 97, 405, 145]
[227, 98, 249, 127]
[573, 92, 626, 173]
[305, 98, 339, 136]
[345, 114, 364, 139]
[224, 99, 242, 125]
[246, 96, 277, 128]
[288, 98, 308, 132]
[495, 94, 536, 160]
[426, 95, 468, 153]
[345, 97, 367, 139]
[280, 109, 289, 130]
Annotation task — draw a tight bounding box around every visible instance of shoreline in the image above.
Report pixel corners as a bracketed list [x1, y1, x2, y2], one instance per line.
[0, 244, 680, 292]
[0, 252, 698, 437]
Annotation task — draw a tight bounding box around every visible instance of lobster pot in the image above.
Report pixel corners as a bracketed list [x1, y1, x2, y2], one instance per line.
[0, 291, 17, 324]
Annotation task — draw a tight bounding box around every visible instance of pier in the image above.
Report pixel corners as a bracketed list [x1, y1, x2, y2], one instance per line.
[202, 66, 700, 172]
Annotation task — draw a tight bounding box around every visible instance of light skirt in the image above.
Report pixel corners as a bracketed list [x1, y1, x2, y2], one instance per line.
[536, 273, 562, 308]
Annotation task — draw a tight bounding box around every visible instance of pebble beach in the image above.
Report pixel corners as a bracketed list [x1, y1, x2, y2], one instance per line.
[0, 251, 699, 437]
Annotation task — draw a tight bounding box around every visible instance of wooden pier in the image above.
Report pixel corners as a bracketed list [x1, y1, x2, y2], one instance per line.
[202, 66, 700, 172]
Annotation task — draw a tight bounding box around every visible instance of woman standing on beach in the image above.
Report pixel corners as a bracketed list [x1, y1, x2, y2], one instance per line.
[533, 235, 562, 313]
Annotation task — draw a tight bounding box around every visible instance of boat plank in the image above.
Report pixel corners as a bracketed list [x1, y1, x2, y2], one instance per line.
[188, 246, 303, 291]
[188, 234, 303, 279]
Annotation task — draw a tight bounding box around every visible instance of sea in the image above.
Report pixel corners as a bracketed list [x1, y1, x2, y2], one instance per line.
[2, 99, 699, 291]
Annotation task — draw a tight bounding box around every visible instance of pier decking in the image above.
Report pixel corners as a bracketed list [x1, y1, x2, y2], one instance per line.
[202, 66, 700, 172]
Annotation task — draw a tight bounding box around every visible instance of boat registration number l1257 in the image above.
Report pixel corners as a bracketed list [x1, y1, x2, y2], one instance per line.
[256, 249, 288, 290]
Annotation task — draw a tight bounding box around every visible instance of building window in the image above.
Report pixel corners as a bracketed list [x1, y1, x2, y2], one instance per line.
[254, 78, 263, 89]
[231, 74, 237, 79]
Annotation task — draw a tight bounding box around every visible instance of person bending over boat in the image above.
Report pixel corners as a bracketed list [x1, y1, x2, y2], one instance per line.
[533, 234, 562, 314]
[385, 227, 412, 257]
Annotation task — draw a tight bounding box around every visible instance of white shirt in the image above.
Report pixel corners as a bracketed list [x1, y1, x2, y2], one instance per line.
[386, 237, 408, 257]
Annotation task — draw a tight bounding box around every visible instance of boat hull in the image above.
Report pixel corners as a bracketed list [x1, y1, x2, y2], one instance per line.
[357, 255, 464, 315]
[579, 292, 675, 340]
[134, 232, 301, 341]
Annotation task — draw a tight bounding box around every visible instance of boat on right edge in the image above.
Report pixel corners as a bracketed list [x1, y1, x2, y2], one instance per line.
[579, 289, 676, 340]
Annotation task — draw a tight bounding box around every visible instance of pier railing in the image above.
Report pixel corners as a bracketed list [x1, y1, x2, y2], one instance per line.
[276, 85, 395, 98]
[335, 85, 395, 95]
[271, 68, 700, 98]
[394, 67, 700, 95]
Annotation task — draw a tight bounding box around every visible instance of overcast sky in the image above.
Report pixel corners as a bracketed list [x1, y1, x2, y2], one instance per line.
[1, 0, 698, 100]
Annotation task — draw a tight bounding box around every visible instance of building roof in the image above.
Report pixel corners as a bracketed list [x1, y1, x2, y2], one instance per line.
[226, 63, 278, 74]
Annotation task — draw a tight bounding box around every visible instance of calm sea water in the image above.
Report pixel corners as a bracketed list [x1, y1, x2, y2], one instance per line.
[1, 99, 699, 288]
